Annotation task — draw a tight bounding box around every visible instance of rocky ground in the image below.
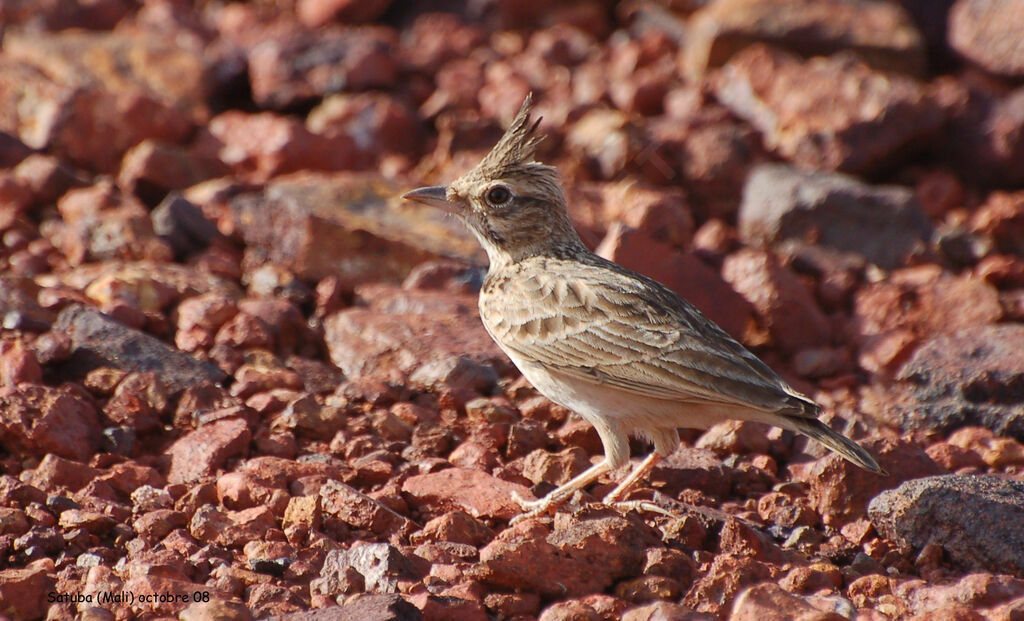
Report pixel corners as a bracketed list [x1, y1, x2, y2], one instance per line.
[0, 0, 1023, 619]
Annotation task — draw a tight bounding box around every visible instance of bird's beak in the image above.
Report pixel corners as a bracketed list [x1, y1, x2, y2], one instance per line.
[402, 185, 455, 212]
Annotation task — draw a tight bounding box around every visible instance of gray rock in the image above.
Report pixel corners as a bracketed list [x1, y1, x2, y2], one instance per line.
[55, 305, 225, 395]
[312, 544, 425, 596]
[895, 324, 1024, 439]
[868, 474, 1024, 576]
[738, 164, 932, 268]
[151, 194, 221, 256]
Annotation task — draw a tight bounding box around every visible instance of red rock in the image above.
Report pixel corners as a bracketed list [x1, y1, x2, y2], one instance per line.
[719, 518, 782, 562]
[0, 385, 101, 461]
[398, 13, 485, 75]
[622, 601, 712, 620]
[118, 140, 229, 203]
[165, 418, 251, 484]
[854, 269, 1002, 342]
[0, 507, 29, 537]
[939, 81, 1024, 186]
[320, 479, 416, 541]
[596, 224, 755, 340]
[104, 371, 168, 432]
[715, 45, 943, 174]
[522, 447, 591, 486]
[925, 441, 987, 472]
[683, 0, 925, 79]
[972, 191, 1024, 257]
[448, 440, 500, 472]
[124, 574, 212, 617]
[216, 471, 283, 512]
[180, 599, 253, 621]
[214, 312, 274, 350]
[474, 521, 601, 598]
[0, 339, 42, 386]
[133, 508, 188, 543]
[402, 468, 535, 521]
[416, 511, 495, 547]
[949, 0, 1024, 78]
[196, 111, 362, 183]
[800, 437, 944, 527]
[308, 93, 422, 157]
[722, 248, 831, 353]
[0, 567, 54, 620]
[696, 420, 772, 457]
[858, 329, 919, 378]
[539, 599, 603, 620]
[730, 582, 845, 621]
[757, 492, 819, 529]
[282, 494, 321, 543]
[683, 554, 772, 616]
[12, 154, 83, 206]
[326, 306, 508, 382]
[778, 562, 843, 594]
[190, 503, 276, 548]
[608, 60, 673, 116]
[649, 446, 733, 499]
[246, 28, 397, 111]
[3, 31, 205, 172]
[893, 572, 1024, 617]
[297, 0, 393, 26]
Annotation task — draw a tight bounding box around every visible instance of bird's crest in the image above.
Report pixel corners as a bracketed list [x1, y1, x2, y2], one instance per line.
[474, 93, 545, 178]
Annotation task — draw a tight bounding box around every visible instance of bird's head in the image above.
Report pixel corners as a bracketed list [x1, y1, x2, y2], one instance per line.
[403, 94, 584, 266]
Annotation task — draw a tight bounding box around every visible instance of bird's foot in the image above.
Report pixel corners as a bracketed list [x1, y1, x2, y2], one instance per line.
[606, 499, 676, 519]
[509, 491, 561, 525]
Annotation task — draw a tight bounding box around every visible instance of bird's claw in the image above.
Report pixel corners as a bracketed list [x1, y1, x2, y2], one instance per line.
[607, 499, 677, 519]
[509, 491, 556, 525]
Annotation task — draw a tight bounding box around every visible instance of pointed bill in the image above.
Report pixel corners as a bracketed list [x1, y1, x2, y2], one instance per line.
[402, 185, 454, 212]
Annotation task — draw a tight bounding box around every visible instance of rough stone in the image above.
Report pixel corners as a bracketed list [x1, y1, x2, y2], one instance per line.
[683, 0, 926, 79]
[325, 309, 507, 381]
[722, 248, 831, 353]
[715, 45, 943, 175]
[0, 385, 100, 461]
[738, 164, 932, 269]
[893, 324, 1024, 438]
[230, 173, 481, 284]
[949, 0, 1024, 78]
[402, 468, 535, 521]
[166, 418, 251, 484]
[869, 474, 1024, 576]
[319, 479, 416, 541]
[55, 305, 226, 395]
[801, 437, 944, 526]
[246, 27, 397, 111]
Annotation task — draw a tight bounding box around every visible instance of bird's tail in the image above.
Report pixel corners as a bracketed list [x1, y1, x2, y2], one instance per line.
[785, 415, 886, 475]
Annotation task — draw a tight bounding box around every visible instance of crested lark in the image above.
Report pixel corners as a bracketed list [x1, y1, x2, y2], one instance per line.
[404, 95, 883, 521]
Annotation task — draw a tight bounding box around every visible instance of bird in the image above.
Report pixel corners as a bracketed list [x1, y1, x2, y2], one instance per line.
[403, 94, 883, 521]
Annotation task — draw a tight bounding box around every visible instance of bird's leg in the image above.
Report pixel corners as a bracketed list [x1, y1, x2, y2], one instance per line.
[602, 451, 664, 504]
[510, 459, 612, 524]
[602, 452, 676, 518]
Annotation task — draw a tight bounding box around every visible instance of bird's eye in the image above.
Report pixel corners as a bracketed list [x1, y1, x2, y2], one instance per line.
[485, 185, 512, 207]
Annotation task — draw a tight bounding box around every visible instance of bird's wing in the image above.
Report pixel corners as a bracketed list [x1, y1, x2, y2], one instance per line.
[481, 258, 815, 416]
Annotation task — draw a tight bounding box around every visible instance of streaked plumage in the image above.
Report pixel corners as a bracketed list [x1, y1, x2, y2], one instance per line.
[404, 94, 882, 520]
